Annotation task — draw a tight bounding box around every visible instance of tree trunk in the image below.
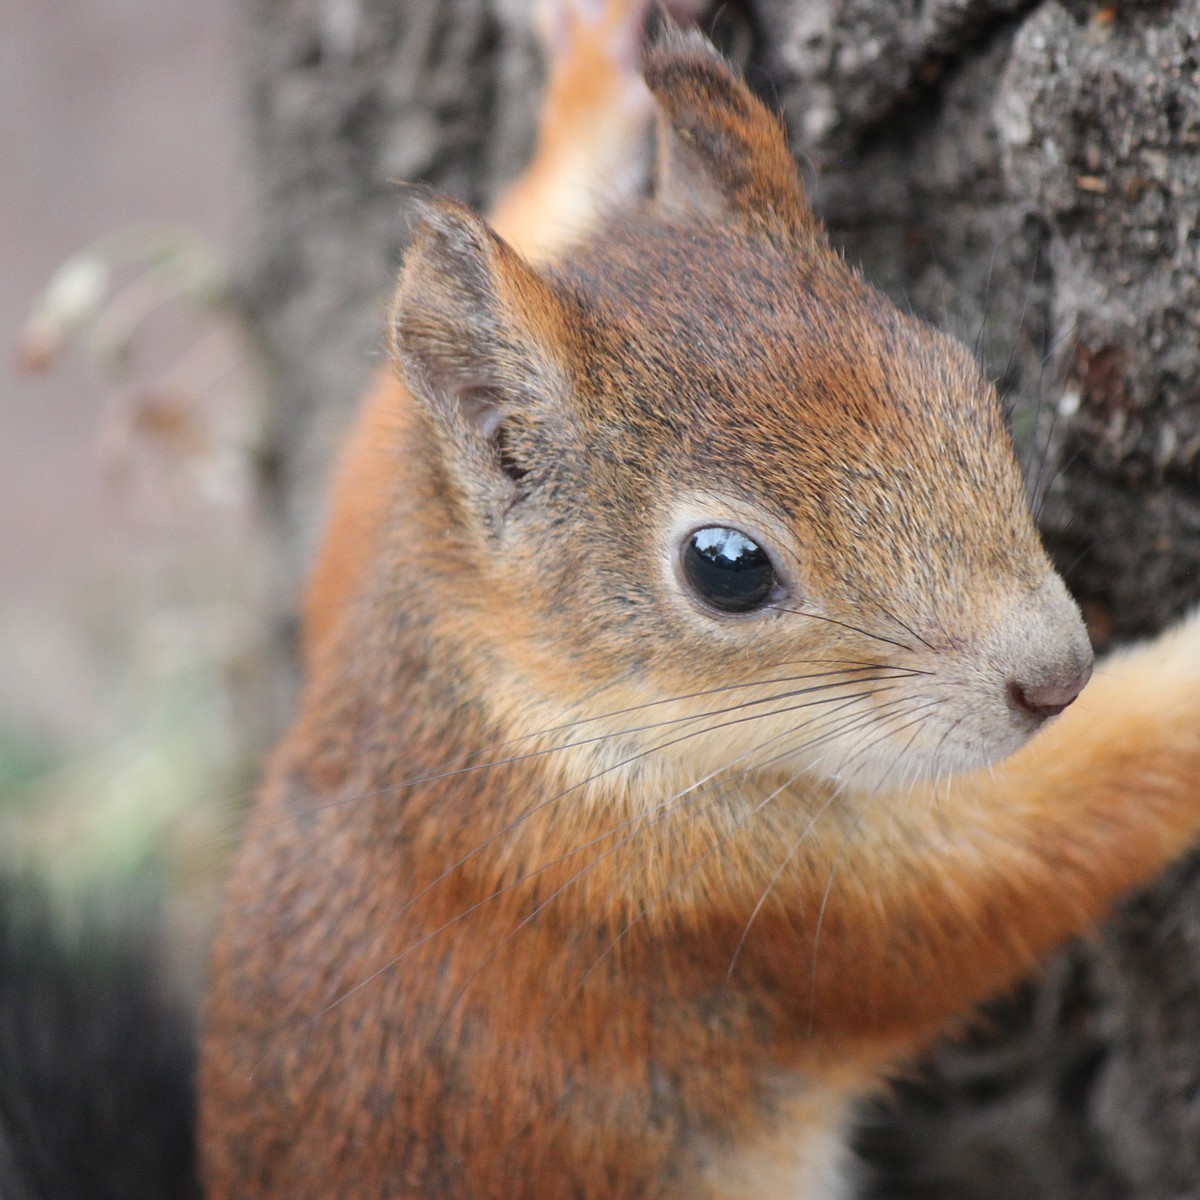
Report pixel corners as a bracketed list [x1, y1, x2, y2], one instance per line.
[235, 1, 1200, 1195]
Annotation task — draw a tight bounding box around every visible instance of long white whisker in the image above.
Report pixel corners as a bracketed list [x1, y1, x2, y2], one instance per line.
[806, 717, 929, 1034]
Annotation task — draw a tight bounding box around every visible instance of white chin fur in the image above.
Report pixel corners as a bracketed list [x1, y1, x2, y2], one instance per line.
[812, 711, 1040, 793]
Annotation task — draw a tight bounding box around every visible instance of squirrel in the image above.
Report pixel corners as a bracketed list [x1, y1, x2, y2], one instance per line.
[200, 3, 1200, 1197]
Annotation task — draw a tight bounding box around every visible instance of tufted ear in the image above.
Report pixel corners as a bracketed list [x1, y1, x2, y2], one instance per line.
[643, 19, 817, 235]
[389, 196, 575, 533]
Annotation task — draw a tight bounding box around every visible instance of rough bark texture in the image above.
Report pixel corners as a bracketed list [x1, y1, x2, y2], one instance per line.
[236, 1, 1200, 1194]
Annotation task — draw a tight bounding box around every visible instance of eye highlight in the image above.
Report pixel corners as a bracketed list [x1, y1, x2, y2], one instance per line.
[681, 526, 778, 615]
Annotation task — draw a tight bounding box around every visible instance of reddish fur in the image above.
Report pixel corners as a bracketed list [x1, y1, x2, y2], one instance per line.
[203, 8, 1200, 1198]
[300, 369, 405, 677]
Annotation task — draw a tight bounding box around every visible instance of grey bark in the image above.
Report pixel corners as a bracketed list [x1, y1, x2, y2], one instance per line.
[236, 1, 1200, 1195]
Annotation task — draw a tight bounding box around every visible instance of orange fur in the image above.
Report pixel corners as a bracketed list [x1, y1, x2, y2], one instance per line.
[203, 6, 1200, 1198]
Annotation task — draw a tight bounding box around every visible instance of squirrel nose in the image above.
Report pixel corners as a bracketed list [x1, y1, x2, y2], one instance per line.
[1008, 658, 1093, 721]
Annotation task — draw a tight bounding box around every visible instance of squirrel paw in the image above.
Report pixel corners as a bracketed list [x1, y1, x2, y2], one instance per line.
[535, 0, 709, 70]
[1102, 605, 1200, 687]
[503, 0, 659, 256]
[534, 0, 653, 84]
[494, 0, 708, 258]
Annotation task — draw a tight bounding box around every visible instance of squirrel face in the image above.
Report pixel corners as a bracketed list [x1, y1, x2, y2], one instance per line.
[389, 29, 1092, 801]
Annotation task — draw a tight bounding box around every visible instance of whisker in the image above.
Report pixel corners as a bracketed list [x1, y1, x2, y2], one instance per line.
[725, 786, 841, 982]
[293, 714, 826, 1042]
[829, 699, 940, 779]
[998, 237, 1037, 391]
[805, 722, 925, 1035]
[323, 678, 915, 946]
[771, 696, 936, 789]
[859, 596, 937, 653]
[543, 696, 936, 1028]
[1029, 381, 1067, 523]
[193, 664, 925, 853]
[765, 605, 917, 654]
[264, 669, 932, 1057]
[422, 728, 824, 1042]
[926, 715, 965, 801]
[428, 690, 930, 1039]
[541, 768, 809, 1033]
[1026, 318, 1077, 523]
[295, 764, 717, 1038]
[459, 661, 918, 751]
[973, 240, 1001, 364]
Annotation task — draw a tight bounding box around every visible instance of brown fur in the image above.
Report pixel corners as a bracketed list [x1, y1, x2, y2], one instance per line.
[201, 10, 1200, 1198]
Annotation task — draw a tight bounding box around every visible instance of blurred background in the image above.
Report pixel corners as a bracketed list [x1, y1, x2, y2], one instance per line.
[2, 0, 255, 955]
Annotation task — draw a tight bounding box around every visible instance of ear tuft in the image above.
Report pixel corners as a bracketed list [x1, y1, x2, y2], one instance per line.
[642, 19, 817, 234]
[393, 194, 504, 355]
[644, 4, 724, 63]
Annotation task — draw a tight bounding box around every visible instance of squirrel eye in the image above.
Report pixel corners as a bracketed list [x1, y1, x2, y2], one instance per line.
[682, 527, 777, 614]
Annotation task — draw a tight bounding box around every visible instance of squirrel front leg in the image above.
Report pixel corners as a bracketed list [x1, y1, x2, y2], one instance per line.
[809, 610, 1200, 1049]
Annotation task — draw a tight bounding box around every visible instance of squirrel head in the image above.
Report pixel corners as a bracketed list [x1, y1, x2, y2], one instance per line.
[387, 25, 1091, 797]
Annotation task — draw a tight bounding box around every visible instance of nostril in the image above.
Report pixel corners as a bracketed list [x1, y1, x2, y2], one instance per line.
[1008, 660, 1093, 721]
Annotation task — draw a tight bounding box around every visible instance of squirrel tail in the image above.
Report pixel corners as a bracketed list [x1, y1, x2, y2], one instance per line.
[0, 878, 200, 1200]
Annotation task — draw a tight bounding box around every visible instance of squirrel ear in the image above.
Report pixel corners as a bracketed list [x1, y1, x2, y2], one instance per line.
[643, 21, 817, 235]
[389, 196, 571, 529]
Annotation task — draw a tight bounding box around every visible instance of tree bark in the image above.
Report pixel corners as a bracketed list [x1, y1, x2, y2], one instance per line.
[235, 1, 1200, 1195]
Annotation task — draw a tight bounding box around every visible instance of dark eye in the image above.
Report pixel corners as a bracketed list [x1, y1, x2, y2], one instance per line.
[682, 527, 778, 614]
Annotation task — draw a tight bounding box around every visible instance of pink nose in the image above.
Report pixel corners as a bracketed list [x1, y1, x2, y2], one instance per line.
[1008, 659, 1093, 721]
